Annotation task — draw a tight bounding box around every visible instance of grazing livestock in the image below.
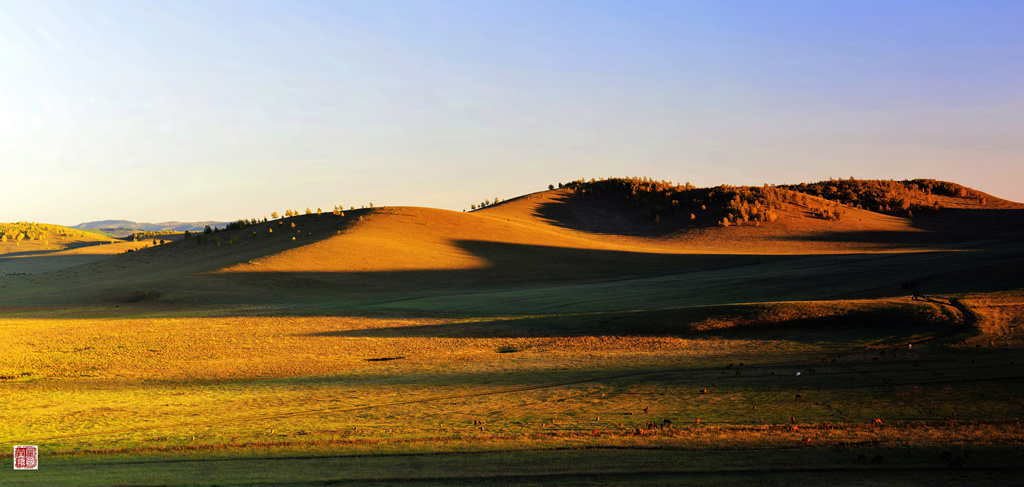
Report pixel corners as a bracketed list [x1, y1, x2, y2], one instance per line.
[857, 454, 868, 462]
[796, 372, 801, 377]
[696, 418, 701, 425]
[795, 394, 803, 400]
[872, 418, 883, 425]
[791, 416, 796, 424]
[701, 388, 708, 395]
[726, 364, 734, 369]
[643, 406, 649, 414]
[789, 425, 799, 432]
[735, 370, 742, 376]
[808, 368, 815, 373]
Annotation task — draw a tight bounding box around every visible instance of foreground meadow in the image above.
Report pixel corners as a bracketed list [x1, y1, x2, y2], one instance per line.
[2, 185, 1023, 484]
[3, 295, 1023, 485]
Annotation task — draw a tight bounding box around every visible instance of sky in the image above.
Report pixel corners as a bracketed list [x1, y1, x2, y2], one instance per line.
[1, 0, 1022, 225]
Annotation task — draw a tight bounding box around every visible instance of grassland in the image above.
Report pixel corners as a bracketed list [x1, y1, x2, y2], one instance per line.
[2, 182, 1023, 485]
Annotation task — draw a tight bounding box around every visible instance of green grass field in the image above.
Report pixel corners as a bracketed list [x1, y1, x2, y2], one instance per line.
[2, 188, 1024, 485]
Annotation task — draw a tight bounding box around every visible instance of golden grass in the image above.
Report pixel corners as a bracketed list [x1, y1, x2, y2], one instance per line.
[220, 206, 648, 275]
[0, 314, 778, 383]
[479, 189, 937, 255]
[959, 291, 1024, 348]
[221, 190, 956, 277]
[1, 297, 1012, 457]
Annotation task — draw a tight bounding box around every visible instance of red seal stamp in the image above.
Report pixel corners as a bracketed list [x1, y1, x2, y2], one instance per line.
[14, 445, 38, 470]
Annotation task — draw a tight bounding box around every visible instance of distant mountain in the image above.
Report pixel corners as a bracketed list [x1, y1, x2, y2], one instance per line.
[73, 220, 229, 233]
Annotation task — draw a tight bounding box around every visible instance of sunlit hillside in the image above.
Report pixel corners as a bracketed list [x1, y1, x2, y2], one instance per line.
[3, 178, 1024, 486]
[2, 178, 1021, 309]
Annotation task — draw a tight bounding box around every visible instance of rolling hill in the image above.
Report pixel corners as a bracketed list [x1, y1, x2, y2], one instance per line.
[4, 177, 1024, 486]
[2, 178, 1022, 310]
[72, 220, 229, 237]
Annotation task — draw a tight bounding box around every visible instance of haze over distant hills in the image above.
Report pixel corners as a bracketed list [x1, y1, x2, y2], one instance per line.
[73, 220, 228, 234]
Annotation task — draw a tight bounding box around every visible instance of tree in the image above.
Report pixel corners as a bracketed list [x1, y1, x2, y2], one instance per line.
[204, 225, 212, 235]
[305, 207, 312, 215]
[548, 184, 554, 190]
[271, 211, 279, 219]
[317, 207, 322, 216]
[184, 231, 191, 239]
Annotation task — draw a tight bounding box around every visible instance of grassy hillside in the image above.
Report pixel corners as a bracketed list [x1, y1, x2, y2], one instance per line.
[3, 176, 1022, 307]
[2, 178, 1023, 485]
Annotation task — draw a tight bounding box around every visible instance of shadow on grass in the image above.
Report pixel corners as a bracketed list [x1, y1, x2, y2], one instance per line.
[303, 303, 960, 343]
[213, 240, 791, 295]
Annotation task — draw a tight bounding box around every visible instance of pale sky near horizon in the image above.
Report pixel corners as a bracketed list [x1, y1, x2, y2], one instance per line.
[2, 0, 1022, 226]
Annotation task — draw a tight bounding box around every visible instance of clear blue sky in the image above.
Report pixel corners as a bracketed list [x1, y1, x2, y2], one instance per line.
[2, 0, 1022, 225]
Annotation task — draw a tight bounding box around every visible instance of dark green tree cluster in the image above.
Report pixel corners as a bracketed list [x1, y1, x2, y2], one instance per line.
[562, 177, 792, 226]
[778, 178, 976, 214]
[225, 218, 265, 231]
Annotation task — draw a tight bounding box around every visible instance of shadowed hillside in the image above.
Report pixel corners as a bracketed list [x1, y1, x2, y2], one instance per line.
[2, 177, 1021, 309]
[4, 179, 1024, 487]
